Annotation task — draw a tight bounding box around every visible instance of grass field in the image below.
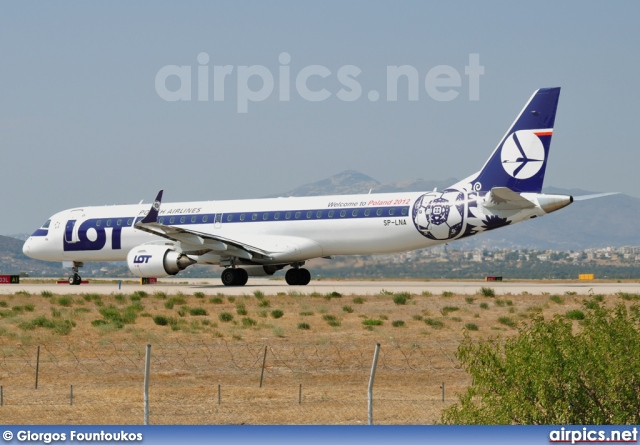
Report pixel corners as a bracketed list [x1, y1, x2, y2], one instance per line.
[0, 285, 636, 424]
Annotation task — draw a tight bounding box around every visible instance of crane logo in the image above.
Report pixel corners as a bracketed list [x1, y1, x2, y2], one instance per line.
[500, 130, 546, 179]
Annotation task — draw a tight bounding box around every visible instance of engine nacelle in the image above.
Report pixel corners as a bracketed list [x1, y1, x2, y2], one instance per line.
[127, 245, 196, 277]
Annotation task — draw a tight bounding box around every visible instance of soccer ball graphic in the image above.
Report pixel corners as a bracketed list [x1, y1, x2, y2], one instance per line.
[413, 190, 465, 240]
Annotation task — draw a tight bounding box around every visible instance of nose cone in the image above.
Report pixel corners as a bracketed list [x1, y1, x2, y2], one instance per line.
[22, 238, 32, 257]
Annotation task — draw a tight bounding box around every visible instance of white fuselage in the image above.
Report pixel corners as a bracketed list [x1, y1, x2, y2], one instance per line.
[22, 189, 564, 267]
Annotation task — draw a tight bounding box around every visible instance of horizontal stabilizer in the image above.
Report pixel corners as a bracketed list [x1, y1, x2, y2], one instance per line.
[483, 187, 536, 210]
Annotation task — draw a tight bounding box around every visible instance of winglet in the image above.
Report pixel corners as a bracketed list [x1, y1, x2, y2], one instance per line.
[140, 190, 163, 224]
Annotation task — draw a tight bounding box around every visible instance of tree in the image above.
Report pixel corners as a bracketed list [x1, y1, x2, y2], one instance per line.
[441, 300, 640, 424]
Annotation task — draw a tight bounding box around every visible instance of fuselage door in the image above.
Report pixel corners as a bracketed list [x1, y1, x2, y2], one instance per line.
[214, 213, 223, 229]
[64, 209, 85, 243]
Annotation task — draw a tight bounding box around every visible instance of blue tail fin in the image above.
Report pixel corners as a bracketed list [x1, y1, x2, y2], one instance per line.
[459, 87, 561, 193]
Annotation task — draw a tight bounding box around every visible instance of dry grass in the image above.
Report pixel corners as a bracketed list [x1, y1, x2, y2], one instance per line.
[0, 287, 625, 424]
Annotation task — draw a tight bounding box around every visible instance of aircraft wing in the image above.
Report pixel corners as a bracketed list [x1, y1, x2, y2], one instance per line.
[135, 190, 322, 262]
[483, 187, 536, 210]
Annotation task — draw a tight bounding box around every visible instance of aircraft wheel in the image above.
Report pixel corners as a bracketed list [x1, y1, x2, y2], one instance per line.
[221, 269, 236, 286]
[68, 276, 75, 285]
[298, 268, 311, 285]
[236, 268, 248, 286]
[74, 274, 82, 285]
[286, 268, 310, 286]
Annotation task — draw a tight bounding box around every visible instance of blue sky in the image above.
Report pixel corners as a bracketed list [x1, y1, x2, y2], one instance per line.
[1, 1, 638, 235]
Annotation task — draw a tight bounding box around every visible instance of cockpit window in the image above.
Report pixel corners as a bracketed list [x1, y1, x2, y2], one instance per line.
[41, 220, 51, 229]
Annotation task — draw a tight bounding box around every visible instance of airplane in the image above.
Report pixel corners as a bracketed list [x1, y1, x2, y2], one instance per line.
[23, 87, 589, 286]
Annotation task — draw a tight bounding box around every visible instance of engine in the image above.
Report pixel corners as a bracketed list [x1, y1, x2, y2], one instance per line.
[127, 245, 196, 277]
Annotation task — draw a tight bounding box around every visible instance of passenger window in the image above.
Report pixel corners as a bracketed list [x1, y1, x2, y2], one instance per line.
[295, 212, 301, 219]
[117, 219, 122, 226]
[227, 214, 233, 222]
[240, 214, 245, 221]
[159, 217, 164, 224]
[203, 215, 209, 223]
[328, 211, 334, 218]
[352, 209, 358, 217]
[306, 211, 312, 219]
[376, 209, 383, 216]
[285, 212, 291, 220]
[180, 216, 186, 223]
[191, 216, 197, 223]
[274, 213, 280, 220]
[340, 210, 346, 217]
[364, 209, 370, 217]
[106, 219, 112, 227]
[401, 208, 408, 216]
[169, 217, 175, 224]
[316, 211, 322, 218]
[389, 208, 395, 216]
[127, 218, 133, 225]
[263, 213, 268, 221]
[96, 220, 101, 227]
[252, 213, 258, 221]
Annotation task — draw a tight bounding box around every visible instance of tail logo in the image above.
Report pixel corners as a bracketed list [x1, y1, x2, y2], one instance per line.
[500, 130, 546, 179]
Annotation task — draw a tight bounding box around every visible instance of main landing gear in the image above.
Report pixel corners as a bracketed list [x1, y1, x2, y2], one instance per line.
[285, 268, 311, 286]
[68, 262, 83, 285]
[221, 268, 248, 286]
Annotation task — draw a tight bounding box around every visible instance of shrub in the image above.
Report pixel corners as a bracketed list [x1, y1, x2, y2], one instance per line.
[322, 314, 336, 322]
[41, 290, 53, 298]
[465, 297, 475, 304]
[353, 297, 365, 304]
[242, 317, 257, 327]
[153, 315, 177, 326]
[271, 309, 284, 319]
[362, 319, 383, 326]
[209, 297, 223, 304]
[464, 323, 479, 331]
[480, 287, 495, 297]
[154, 291, 167, 299]
[480, 302, 489, 310]
[392, 320, 405, 327]
[442, 291, 454, 297]
[114, 294, 126, 303]
[421, 291, 433, 297]
[342, 306, 354, 313]
[617, 292, 640, 301]
[549, 295, 564, 304]
[253, 290, 265, 299]
[299, 311, 314, 316]
[194, 292, 205, 298]
[132, 290, 148, 298]
[328, 320, 341, 327]
[442, 302, 640, 424]
[325, 291, 342, 300]
[393, 292, 411, 305]
[424, 318, 444, 328]
[257, 299, 271, 308]
[189, 308, 207, 316]
[297, 323, 310, 330]
[566, 310, 585, 320]
[236, 303, 248, 315]
[0, 301, 7, 308]
[441, 306, 460, 316]
[57, 296, 73, 307]
[219, 312, 234, 322]
[498, 316, 516, 327]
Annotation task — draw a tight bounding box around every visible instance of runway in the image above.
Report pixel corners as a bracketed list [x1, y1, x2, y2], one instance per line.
[2, 277, 640, 296]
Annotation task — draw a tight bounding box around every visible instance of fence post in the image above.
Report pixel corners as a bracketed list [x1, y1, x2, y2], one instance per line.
[368, 343, 381, 425]
[35, 345, 40, 389]
[259, 346, 267, 388]
[144, 344, 151, 425]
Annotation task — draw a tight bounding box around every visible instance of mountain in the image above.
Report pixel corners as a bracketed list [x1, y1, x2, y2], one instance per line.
[268, 170, 458, 197]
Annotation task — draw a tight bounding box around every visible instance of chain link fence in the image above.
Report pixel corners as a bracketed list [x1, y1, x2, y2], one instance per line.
[0, 340, 468, 424]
